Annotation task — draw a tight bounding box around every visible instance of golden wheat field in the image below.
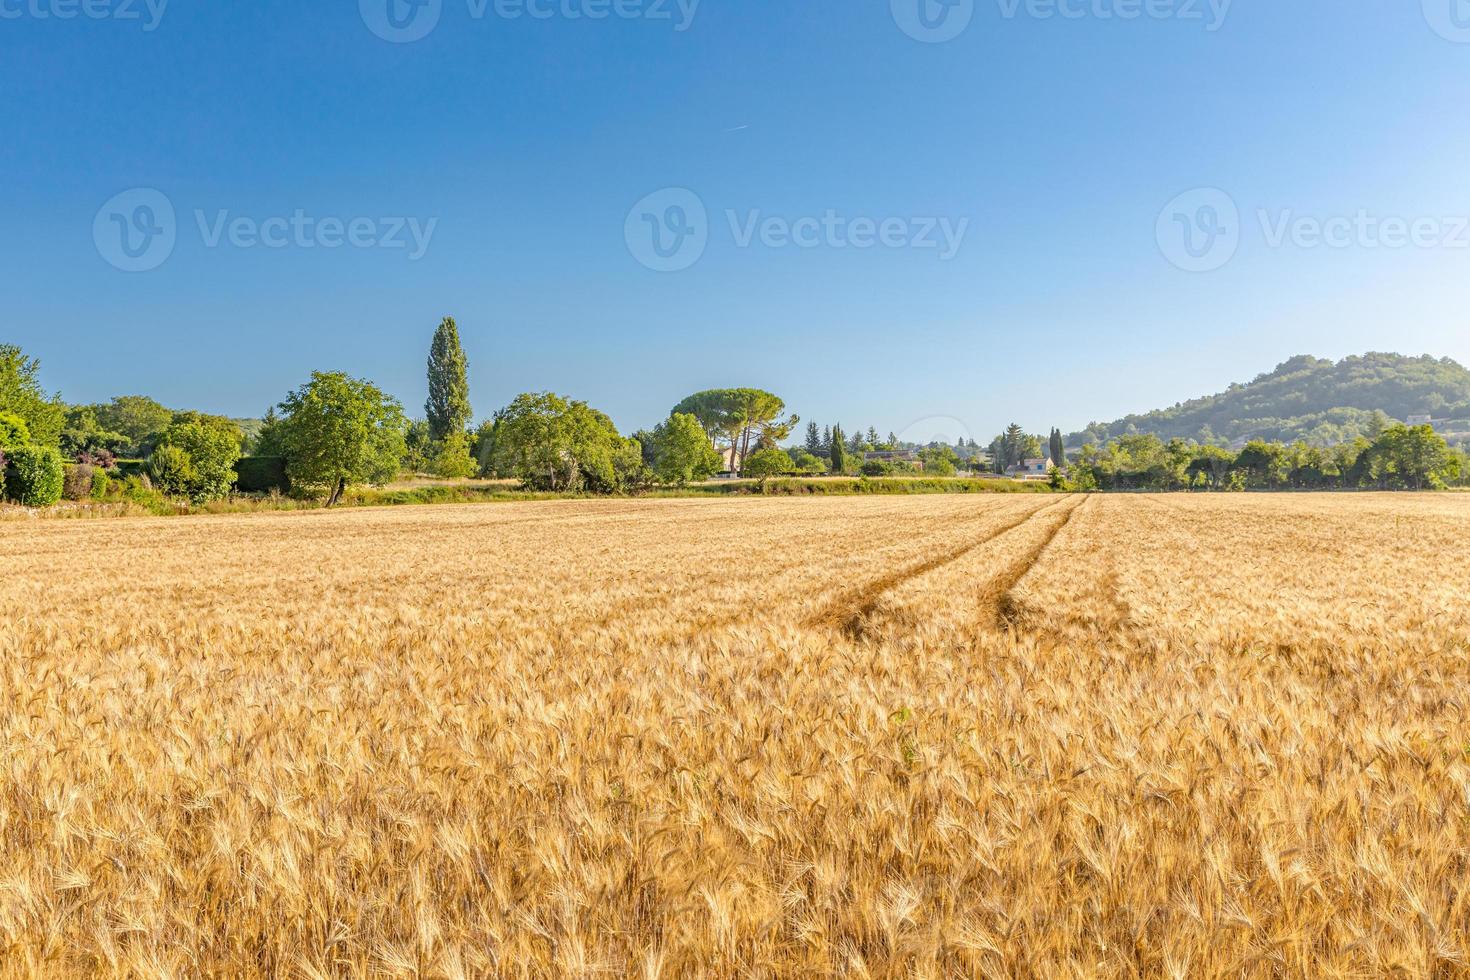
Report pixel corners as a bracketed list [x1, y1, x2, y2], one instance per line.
[3, 493, 1469, 978]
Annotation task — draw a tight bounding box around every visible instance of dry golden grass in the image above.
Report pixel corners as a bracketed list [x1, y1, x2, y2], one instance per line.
[2, 494, 1468, 977]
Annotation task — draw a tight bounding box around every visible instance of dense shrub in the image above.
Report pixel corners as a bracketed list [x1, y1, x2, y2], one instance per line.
[151, 413, 242, 502]
[235, 456, 290, 494]
[147, 445, 198, 498]
[90, 467, 112, 500]
[4, 445, 65, 506]
[62, 464, 96, 501]
[860, 460, 892, 477]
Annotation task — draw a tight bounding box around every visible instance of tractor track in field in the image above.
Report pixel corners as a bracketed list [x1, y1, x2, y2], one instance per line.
[807, 496, 1075, 639]
[991, 494, 1092, 631]
[553, 500, 1048, 644]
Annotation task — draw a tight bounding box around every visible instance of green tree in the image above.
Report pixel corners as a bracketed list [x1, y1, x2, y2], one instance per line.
[652, 412, 722, 487]
[430, 429, 477, 479]
[830, 424, 847, 474]
[60, 406, 129, 460]
[672, 389, 798, 476]
[804, 421, 823, 455]
[1049, 428, 1065, 467]
[426, 316, 472, 443]
[150, 412, 244, 502]
[787, 448, 827, 474]
[918, 446, 959, 476]
[91, 395, 175, 457]
[1000, 423, 1028, 470]
[744, 447, 793, 490]
[1187, 445, 1235, 490]
[276, 372, 408, 506]
[1367, 424, 1453, 489]
[0, 345, 64, 447]
[488, 392, 637, 494]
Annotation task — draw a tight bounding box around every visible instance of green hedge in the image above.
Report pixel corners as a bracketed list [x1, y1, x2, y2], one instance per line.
[5, 445, 65, 506]
[234, 455, 290, 494]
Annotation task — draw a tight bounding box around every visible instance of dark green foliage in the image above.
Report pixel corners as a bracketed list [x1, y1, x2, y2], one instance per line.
[650, 413, 722, 486]
[1067, 423, 1464, 491]
[235, 456, 290, 493]
[671, 389, 798, 476]
[487, 392, 641, 494]
[830, 424, 847, 474]
[1071, 353, 1470, 447]
[146, 445, 199, 498]
[150, 413, 244, 502]
[804, 421, 822, 455]
[426, 316, 472, 443]
[89, 395, 174, 457]
[275, 372, 408, 505]
[4, 445, 64, 506]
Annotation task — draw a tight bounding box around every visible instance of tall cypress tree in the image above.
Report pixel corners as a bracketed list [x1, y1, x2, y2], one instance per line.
[830, 424, 846, 474]
[426, 316, 471, 442]
[1049, 428, 1065, 466]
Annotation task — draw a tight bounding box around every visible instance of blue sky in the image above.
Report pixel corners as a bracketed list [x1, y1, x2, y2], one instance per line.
[3, 0, 1469, 441]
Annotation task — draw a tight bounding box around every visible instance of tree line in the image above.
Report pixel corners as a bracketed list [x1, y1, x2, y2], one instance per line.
[4, 333, 1468, 509]
[1065, 427, 1468, 491]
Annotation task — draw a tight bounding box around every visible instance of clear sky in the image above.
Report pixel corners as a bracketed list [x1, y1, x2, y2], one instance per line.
[4, 0, 1469, 442]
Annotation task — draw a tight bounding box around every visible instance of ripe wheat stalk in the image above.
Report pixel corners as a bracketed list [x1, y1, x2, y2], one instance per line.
[1, 493, 1467, 977]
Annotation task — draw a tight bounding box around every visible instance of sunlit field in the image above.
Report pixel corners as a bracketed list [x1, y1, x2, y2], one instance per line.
[3, 494, 1469, 977]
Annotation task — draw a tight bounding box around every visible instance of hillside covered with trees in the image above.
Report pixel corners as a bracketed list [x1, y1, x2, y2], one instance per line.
[1069, 353, 1470, 448]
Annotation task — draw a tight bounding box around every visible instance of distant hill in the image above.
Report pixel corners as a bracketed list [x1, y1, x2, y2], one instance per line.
[1070, 353, 1470, 448]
